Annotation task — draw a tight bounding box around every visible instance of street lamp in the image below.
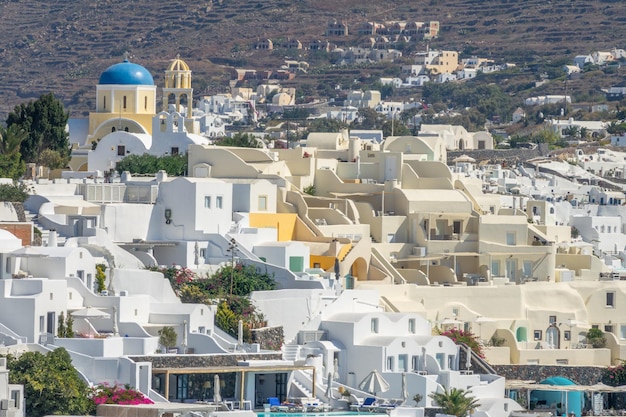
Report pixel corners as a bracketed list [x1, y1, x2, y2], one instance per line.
[227, 238, 238, 296]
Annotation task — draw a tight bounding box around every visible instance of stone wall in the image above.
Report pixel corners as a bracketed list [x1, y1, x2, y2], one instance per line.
[251, 326, 284, 351]
[130, 352, 282, 368]
[492, 365, 605, 385]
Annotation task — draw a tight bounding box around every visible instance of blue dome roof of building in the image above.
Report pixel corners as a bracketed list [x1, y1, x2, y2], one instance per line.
[99, 59, 155, 85]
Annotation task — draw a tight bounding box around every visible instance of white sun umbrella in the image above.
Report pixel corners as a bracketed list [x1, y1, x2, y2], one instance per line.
[213, 374, 222, 403]
[71, 307, 110, 336]
[325, 372, 333, 400]
[465, 345, 472, 370]
[401, 372, 409, 404]
[358, 369, 390, 396]
[71, 307, 110, 319]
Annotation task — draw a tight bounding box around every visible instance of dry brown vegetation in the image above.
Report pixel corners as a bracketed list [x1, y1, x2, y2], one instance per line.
[0, 0, 625, 118]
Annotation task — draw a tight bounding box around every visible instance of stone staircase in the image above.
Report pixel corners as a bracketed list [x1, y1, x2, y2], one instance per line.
[24, 209, 66, 247]
[281, 343, 301, 361]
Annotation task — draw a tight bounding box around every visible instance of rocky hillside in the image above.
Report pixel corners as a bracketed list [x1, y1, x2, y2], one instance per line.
[0, 0, 624, 118]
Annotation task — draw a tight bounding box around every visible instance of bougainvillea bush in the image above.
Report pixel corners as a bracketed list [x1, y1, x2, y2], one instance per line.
[439, 328, 485, 358]
[602, 361, 626, 386]
[90, 383, 154, 405]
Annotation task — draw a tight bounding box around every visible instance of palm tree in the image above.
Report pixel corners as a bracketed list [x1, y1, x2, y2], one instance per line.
[429, 387, 480, 417]
[0, 124, 26, 156]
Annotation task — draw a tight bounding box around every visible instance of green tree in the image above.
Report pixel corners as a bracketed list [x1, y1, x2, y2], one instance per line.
[65, 312, 74, 338]
[5, 348, 95, 417]
[95, 264, 107, 293]
[158, 326, 178, 349]
[586, 328, 606, 348]
[353, 108, 385, 130]
[57, 311, 67, 338]
[38, 149, 67, 170]
[115, 153, 188, 176]
[307, 118, 347, 133]
[382, 118, 411, 137]
[6, 93, 71, 166]
[179, 284, 210, 304]
[0, 182, 30, 202]
[217, 132, 262, 148]
[429, 387, 480, 417]
[0, 124, 27, 179]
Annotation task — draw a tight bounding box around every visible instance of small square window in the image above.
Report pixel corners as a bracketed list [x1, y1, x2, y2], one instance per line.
[549, 315, 557, 324]
[564, 330, 571, 341]
[171, 147, 179, 156]
[534, 330, 542, 341]
[117, 145, 126, 156]
[216, 196, 223, 209]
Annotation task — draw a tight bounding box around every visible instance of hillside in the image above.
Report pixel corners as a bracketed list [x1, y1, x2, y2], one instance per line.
[0, 0, 625, 118]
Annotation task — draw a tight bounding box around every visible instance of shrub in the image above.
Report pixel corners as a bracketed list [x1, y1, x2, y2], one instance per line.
[439, 328, 485, 358]
[0, 182, 30, 202]
[90, 383, 153, 405]
[602, 361, 626, 386]
[587, 328, 606, 348]
[158, 326, 178, 349]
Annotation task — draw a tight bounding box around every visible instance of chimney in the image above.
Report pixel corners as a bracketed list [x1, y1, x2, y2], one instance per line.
[48, 230, 57, 247]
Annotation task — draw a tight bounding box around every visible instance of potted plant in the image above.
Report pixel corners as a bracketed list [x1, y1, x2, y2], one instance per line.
[158, 326, 178, 353]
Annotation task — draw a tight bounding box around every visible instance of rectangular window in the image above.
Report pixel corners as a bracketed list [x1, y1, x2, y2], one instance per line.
[453, 220, 461, 234]
[398, 354, 408, 372]
[549, 315, 557, 325]
[435, 353, 445, 369]
[39, 316, 44, 333]
[171, 147, 179, 156]
[371, 318, 379, 333]
[117, 145, 126, 156]
[607, 292, 615, 307]
[10, 390, 19, 409]
[506, 232, 516, 245]
[386, 356, 394, 371]
[564, 330, 571, 341]
[216, 196, 223, 209]
[491, 260, 500, 277]
[534, 330, 542, 340]
[204, 196, 211, 208]
[408, 318, 416, 334]
[258, 195, 268, 211]
[605, 325, 613, 333]
[621, 325, 626, 340]
[523, 261, 533, 277]
[123, 96, 127, 109]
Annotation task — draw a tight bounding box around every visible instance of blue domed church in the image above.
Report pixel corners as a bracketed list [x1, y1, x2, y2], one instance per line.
[87, 59, 158, 144]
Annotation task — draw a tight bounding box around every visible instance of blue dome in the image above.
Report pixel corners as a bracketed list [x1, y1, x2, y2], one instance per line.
[99, 59, 154, 85]
[540, 376, 576, 386]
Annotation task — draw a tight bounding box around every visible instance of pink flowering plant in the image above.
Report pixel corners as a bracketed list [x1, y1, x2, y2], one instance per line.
[439, 328, 485, 359]
[148, 265, 197, 292]
[602, 361, 626, 386]
[90, 382, 154, 405]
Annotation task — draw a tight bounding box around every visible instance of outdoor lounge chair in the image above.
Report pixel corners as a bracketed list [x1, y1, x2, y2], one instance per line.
[268, 397, 286, 412]
[350, 397, 377, 412]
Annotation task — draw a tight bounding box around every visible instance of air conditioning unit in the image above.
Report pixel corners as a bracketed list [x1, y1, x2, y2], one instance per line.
[119, 290, 128, 296]
[0, 399, 14, 410]
[100, 290, 109, 296]
[412, 247, 426, 257]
